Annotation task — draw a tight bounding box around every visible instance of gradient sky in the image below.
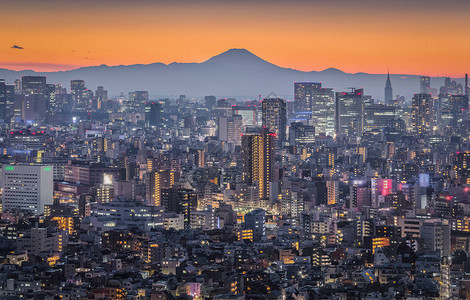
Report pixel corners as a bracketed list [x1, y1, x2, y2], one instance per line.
[1, 0, 469, 76]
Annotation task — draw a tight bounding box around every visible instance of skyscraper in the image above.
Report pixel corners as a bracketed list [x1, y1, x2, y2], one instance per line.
[420, 76, 431, 94]
[385, 71, 393, 103]
[21, 76, 47, 122]
[294, 82, 322, 112]
[241, 128, 274, 200]
[411, 93, 433, 135]
[218, 115, 243, 146]
[145, 102, 163, 127]
[146, 170, 175, 206]
[22, 76, 46, 96]
[129, 91, 149, 111]
[161, 187, 197, 229]
[70, 80, 86, 108]
[262, 94, 286, 147]
[14, 79, 21, 95]
[95, 86, 108, 110]
[1, 165, 53, 214]
[45, 83, 57, 114]
[304, 84, 336, 136]
[364, 103, 397, 132]
[335, 88, 366, 139]
[0, 80, 6, 123]
[289, 122, 315, 146]
[4, 84, 14, 123]
[466, 73, 469, 97]
[449, 94, 469, 128]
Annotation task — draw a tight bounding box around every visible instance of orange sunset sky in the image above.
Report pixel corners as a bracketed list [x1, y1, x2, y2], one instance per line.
[1, 0, 469, 77]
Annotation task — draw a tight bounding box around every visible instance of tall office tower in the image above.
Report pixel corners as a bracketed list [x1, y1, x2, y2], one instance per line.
[289, 122, 315, 146]
[241, 128, 274, 201]
[21, 76, 47, 122]
[22, 75, 46, 96]
[466, 73, 468, 97]
[452, 151, 470, 184]
[146, 170, 175, 206]
[385, 72, 393, 103]
[310, 86, 335, 136]
[22, 93, 47, 124]
[145, 102, 163, 127]
[0, 81, 6, 123]
[335, 88, 366, 139]
[294, 82, 322, 112]
[4, 84, 14, 123]
[45, 83, 57, 114]
[95, 86, 108, 110]
[161, 187, 197, 229]
[244, 209, 266, 242]
[449, 95, 469, 128]
[420, 76, 431, 94]
[218, 115, 243, 145]
[262, 95, 286, 147]
[1, 165, 53, 214]
[14, 79, 21, 95]
[204, 95, 216, 109]
[70, 80, 86, 107]
[364, 103, 397, 132]
[227, 115, 243, 146]
[411, 93, 434, 135]
[129, 91, 149, 111]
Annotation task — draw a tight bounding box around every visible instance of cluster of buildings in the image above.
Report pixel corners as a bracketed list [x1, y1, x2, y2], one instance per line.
[0, 73, 469, 299]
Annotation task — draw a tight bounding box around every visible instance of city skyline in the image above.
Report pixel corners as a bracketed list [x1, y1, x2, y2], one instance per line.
[1, 1, 470, 299]
[2, 0, 470, 76]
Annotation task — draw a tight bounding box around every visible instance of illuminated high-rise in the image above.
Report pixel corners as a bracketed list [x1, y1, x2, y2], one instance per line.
[145, 101, 163, 127]
[289, 122, 315, 146]
[241, 128, 274, 200]
[385, 72, 393, 103]
[95, 86, 108, 110]
[0, 80, 6, 123]
[70, 80, 86, 108]
[161, 187, 197, 229]
[420, 76, 431, 94]
[22, 75, 46, 96]
[14, 79, 21, 95]
[1, 165, 53, 214]
[294, 82, 335, 136]
[294, 82, 321, 112]
[449, 94, 469, 128]
[411, 93, 433, 135]
[97, 174, 115, 203]
[129, 91, 148, 111]
[262, 94, 286, 147]
[146, 170, 175, 206]
[335, 88, 366, 139]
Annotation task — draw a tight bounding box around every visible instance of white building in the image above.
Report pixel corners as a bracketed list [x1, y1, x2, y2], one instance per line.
[1, 165, 53, 214]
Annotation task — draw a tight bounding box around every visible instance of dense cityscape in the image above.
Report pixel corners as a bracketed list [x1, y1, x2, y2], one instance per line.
[0, 69, 468, 300]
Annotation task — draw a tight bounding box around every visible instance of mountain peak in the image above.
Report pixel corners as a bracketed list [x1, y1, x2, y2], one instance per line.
[204, 48, 273, 66]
